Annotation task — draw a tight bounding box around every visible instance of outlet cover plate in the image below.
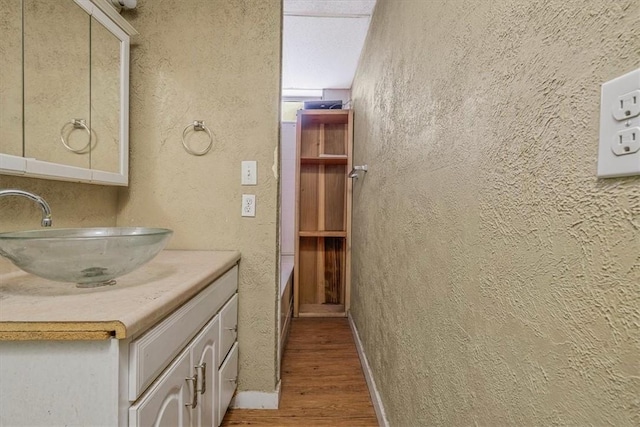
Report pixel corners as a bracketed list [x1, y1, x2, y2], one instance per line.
[242, 194, 255, 217]
[598, 68, 640, 178]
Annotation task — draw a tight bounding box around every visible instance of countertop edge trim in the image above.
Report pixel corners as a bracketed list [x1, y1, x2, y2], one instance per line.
[0, 321, 124, 340]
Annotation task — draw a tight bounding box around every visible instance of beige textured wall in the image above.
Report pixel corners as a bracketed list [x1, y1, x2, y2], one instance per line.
[0, 175, 118, 231]
[117, 0, 281, 392]
[351, 0, 640, 425]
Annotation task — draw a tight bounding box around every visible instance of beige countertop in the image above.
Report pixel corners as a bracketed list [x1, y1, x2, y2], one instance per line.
[0, 250, 240, 341]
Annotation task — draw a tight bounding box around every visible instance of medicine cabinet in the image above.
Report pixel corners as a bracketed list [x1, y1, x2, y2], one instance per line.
[0, 0, 137, 185]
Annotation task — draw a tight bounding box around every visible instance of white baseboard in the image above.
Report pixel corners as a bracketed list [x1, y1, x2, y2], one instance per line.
[230, 381, 281, 409]
[348, 313, 390, 427]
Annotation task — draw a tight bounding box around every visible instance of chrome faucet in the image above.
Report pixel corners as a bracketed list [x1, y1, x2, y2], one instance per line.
[0, 189, 52, 227]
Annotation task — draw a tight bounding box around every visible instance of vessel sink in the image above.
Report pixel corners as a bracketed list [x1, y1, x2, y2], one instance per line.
[0, 227, 173, 287]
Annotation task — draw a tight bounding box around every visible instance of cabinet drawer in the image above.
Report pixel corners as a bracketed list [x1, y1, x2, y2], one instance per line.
[219, 294, 238, 366]
[217, 342, 238, 426]
[129, 266, 238, 401]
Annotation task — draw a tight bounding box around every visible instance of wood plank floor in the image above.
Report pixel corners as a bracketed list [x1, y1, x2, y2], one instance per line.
[222, 318, 378, 426]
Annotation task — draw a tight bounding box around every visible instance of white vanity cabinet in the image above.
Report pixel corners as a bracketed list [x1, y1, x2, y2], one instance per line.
[0, 257, 239, 427]
[129, 316, 219, 427]
[129, 267, 239, 427]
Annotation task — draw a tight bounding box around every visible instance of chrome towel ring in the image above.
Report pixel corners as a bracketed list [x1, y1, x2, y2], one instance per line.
[182, 120, 213, 156]
[60, 119, 91, 153]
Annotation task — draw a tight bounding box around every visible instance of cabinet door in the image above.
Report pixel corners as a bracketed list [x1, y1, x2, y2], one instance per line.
[129, 348, 193, 427]
[217, 343, 238, 426]
[191, 316, 220, 427]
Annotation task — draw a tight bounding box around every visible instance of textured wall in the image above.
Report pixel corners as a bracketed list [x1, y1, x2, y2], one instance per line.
[117, 0, 281, 392]
[0, 175, 118, 231]
[351, 0, 640, 425]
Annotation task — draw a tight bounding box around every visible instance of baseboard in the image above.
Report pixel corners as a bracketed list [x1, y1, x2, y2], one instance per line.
[348, 313, 390, 427]
[230, 381, 281, 409]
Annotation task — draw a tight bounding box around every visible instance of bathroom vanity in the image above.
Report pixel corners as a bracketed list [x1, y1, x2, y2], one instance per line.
[0, 250, 240, 426]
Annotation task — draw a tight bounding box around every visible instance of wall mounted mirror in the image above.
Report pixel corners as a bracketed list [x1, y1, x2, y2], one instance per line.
[0, 0, 136, 186]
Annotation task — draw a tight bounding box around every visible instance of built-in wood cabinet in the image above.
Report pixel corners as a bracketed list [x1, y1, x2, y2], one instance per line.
[294, 109, 353, 317]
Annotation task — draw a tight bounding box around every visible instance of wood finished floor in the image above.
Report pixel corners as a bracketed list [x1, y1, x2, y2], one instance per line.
[222, 318, 378, 426]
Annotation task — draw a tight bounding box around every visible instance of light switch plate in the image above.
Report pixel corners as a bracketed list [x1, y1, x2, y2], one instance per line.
[598, 68, 640, 178]
[241, 161, 257, 185]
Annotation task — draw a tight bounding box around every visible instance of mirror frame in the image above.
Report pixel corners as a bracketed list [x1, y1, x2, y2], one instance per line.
[0, 0, 137, 186]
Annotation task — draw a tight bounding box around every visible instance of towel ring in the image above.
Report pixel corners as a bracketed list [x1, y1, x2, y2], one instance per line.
[182, 120, 213, 156]
[60, 119, 91, 153]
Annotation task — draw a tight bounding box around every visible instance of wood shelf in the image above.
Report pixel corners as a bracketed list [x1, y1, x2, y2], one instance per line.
[298, 304, 345, 317]
[298, 231, 347, 237]
[298, 109, 350, 125]
[300, 156, 348, 165]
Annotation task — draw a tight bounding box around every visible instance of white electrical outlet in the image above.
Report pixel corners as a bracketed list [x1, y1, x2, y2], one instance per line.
[612, 127, 640, 156]
[598, 68, 640, 178]
[241, 194, 255, 217]
[613, 89, 640, 121]
[241, 161, 257, 185]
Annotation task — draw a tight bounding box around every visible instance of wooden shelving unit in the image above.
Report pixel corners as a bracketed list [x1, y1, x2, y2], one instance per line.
[294, 109, 353, 317]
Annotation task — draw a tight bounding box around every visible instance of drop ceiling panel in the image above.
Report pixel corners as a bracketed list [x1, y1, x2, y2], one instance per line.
[284, 0, 376, 16]
[282, 15, 371, 90]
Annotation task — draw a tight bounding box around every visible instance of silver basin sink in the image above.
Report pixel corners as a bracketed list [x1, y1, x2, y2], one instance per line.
[0, 227, 173, 287]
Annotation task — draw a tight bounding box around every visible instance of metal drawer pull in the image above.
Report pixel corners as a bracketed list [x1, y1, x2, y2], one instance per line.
[225, 325, 237, 333]
[196, 363, 207, 394]
[185, 375, 198, 408]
